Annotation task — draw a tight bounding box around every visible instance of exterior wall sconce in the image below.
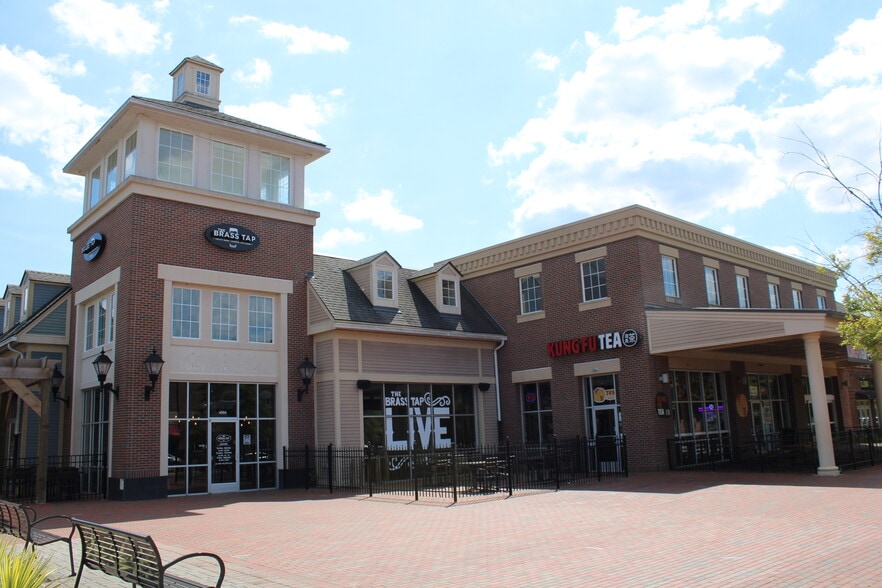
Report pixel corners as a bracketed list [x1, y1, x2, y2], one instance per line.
[478, 382, 491, 392]
[658, 373, 670, 384]
[51, 363, 66, 403]
[92, 348, 119, 398]
[297, 357, 316, 402]
[356, 379, 372, 390]
[143, 348, 165, 401]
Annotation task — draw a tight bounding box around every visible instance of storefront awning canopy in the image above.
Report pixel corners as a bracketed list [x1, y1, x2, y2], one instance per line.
[644, 308, 851, 363]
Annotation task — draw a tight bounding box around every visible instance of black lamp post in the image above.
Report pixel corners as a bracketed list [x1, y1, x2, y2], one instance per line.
[297, 357, 316, 402]
[50, 363, 66, 403]
[92, 348, 118, 398]
[143, 348, 165, 401]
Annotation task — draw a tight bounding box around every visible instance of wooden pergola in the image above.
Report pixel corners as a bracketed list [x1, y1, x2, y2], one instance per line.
[0, 356, 59, 503]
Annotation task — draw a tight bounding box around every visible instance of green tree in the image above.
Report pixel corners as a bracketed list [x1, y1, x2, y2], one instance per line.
[789, 131, 882, 358]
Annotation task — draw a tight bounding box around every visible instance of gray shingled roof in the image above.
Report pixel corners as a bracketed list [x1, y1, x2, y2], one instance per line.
[136, 97, 327, 149]
[311, 255, 504, 336]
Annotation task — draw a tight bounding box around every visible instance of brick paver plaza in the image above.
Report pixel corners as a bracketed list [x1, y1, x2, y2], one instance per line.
[20, 467, 882, 587]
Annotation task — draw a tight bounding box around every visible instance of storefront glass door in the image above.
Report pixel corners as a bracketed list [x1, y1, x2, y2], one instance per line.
[209, 420, 238, 493]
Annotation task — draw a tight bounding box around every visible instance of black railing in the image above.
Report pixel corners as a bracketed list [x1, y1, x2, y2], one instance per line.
[0, 454, 107, 503]
[282, 436, 628, 503]
[667, 427, 882, 473]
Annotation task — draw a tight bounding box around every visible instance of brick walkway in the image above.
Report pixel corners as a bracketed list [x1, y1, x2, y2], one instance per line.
[16, 467, 882, 587]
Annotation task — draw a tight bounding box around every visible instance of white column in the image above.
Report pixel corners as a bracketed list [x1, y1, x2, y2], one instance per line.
[804, 333, 839, 475]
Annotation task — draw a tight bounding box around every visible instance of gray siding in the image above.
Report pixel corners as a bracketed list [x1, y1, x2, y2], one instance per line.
[362, 341, 481, 376]
[33, 283, 66, 311]
[30, 301, 68, 336]
[25, 351, 62, 459]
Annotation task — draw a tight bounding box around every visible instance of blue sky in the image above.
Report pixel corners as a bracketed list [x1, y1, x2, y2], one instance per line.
[3, 0, 882, 299]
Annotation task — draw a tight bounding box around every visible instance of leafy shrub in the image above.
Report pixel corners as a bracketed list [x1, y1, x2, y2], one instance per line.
[0, 538, 60, 588]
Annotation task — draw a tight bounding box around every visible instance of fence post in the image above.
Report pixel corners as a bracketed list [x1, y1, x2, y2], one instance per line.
[553, 436, 561, 491]
[451, 443, 458, 504]
[304, 444, 311, 491]
[366, 445, 373, 498]
[327, 443, 334, 494]
[505, 438, 513, 497]
[281, 446, 287, 489]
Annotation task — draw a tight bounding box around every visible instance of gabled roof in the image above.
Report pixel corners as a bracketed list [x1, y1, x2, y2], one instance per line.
[22, 271, 70, 286]
[311, 255, 504, 337]
[0, 285, 71, 343]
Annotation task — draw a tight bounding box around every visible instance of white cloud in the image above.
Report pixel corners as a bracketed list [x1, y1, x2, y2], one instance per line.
[0, 156, 44, 192]
[231, 16, 349, 54]
[0, 46, 107, 175]
[529, 50, 559, 72]
[232, 58, 272, 85]
[343, 189, 423, 232]
[224, 91, 340, 141]
[49, 0, 166, 56]
[315, 227, 366, 251]
[489, 15, 784, 232]
[809, 9, 882, 87]
[306, 188, 333, 207]
[130, 71, 154, 95]
[718, 0, 787, 22]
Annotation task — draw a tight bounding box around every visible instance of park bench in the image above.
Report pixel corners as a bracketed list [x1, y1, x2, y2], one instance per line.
[0, 499, 75, 575]
[72, 518, 226, 588]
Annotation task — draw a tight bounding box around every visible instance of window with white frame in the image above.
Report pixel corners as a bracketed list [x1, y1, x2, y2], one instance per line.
[260, 153, 290, 203]
[89, 167, 101, 208]
[248, 295, 273, 343]
[124, 132, 137, 179]
[172, 287, 200, 339]
[792, 289, 803, 309]
[212, 292, 238, 341]
[737, 275, 750, 308]
[662, 256, 680, 298]
[441, 279, 457, 307]
[158, 129, 194, 185]
[522, 381, 553, 444]
[705, 267, 720, 306]
[377, 270, 393, 300]
[175, 74, 184, 99]
[105, 150, 118, 194]
[520, 275, 542, 314]
[582, 258, 608, 302]
[97, 298, 107, 345]
[84, 304, 95, 351]
[196, 71, 210, 95]
[211, 141, 245, 195]
[768, 283, 781, 309]
[817, 293, 827, 309]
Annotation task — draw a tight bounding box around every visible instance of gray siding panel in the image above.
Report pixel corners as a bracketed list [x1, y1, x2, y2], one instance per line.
[33, 284, 66, 311]
[30, 301, 68, 336]
[362, 341, 480, 377]
[339, 339, 358, 372]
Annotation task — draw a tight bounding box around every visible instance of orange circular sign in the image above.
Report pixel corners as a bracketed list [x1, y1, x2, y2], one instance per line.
[736, 393, 749, 417]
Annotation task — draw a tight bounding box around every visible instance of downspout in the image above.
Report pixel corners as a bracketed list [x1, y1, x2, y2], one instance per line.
[5, 339, 24, 361]
[493, 339, 505, 423]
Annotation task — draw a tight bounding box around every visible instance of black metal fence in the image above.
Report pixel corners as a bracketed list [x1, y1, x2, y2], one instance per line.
[667, 427, 882, 473]
[0, 454, 107, 503]
[282, 436, 628, 503]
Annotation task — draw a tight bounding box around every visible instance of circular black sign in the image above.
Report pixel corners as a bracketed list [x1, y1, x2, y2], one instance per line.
[204, 224, 260, 251]
[81, 233, 105, 261]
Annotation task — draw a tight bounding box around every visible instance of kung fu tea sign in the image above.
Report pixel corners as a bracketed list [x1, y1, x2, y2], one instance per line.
[204, 224, 260, 251]
[547, 329, 639, 357]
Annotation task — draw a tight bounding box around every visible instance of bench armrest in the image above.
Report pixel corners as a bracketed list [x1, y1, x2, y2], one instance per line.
[163, 552, 226, 587]
[31, 515, 75, 540]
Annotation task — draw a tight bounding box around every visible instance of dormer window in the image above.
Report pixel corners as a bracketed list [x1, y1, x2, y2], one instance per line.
[377, 270, 394, 300]
[442, 279, 456, 307]
[196, 71, 210, 95]
[175, 74, 184, 99]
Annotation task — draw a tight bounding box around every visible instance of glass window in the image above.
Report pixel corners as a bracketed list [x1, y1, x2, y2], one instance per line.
[768, 283, 780, 309]
[196, 71, 210, 95]
[248, 295, 273, 343]
[172, 287, 200, 339]
[672, 370, 729, 438]
[212, 292, 238, 341]
[108, 293, 115, 343]
[105, 150, 118, 194]
[158, 129, 194, 185]
[211, 141, 245, 195]
[522, 381, 553, 444]
[704, 267, 720, 306]
[816, 294, 826, 309]
[737, 275, 750, 308]
[260, 153, 290, 204]
[96, 298, 107, 347]
[89, 167, 101, 208]
[792, 289, 803, 309]
[442, 279, 456, 307]
[124, 132, 137, 179]
[175, 74, 184, 98]
[84, 304, 95, 350]
[377, 270, 393, 300]
[662, 256, 680, 298]
[520, 275, 542, 314]
[582, 258, 608, 302]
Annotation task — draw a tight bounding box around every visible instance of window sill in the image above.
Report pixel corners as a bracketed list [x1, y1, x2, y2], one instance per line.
[578, 298, 612, 312]
[517, 310, 545, 323]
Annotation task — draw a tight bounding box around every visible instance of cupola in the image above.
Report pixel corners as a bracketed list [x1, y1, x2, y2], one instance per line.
[170, 56, 223, 110]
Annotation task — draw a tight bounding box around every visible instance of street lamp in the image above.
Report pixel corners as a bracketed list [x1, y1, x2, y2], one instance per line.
[50, 363, 66, 403]
[297, 357, 316, 402]
[143, 348, 165, 401]
[92, 348, 118, 398]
